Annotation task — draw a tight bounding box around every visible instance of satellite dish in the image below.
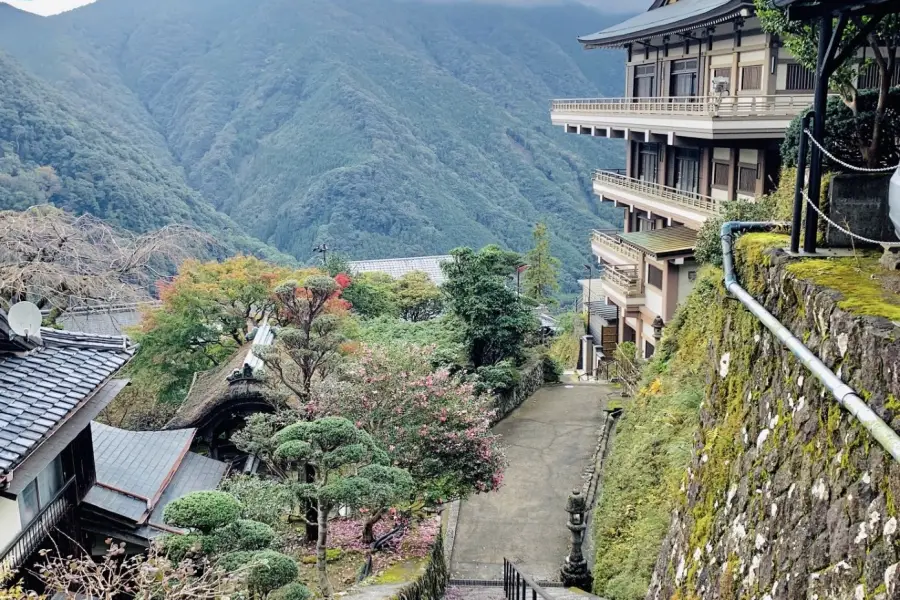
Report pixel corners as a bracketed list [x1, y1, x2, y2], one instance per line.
[8, 301, 43, 342]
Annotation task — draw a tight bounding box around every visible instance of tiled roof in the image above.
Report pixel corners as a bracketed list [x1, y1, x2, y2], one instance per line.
[148, 452, 229, 526]
[578, 0, 750, 48]
[83, 423, 228, 539]
[0, 330, 134, 475]
[85, 422, 195, 522]
[618, 226, 698, 259]
[60, 303, 157, 337]
[349, 255, 452, 285]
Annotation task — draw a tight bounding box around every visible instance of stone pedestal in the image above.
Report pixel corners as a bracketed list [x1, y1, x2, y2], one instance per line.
[561, 489, 593, 591]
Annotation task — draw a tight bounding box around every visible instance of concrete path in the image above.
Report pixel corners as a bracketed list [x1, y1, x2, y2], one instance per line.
[449, 383, 610, 582]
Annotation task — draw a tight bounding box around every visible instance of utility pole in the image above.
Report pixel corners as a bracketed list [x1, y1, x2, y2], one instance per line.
[313, 243, 329, 268]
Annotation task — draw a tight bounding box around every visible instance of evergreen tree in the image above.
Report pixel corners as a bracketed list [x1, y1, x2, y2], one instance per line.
[522, 222, 561, 306]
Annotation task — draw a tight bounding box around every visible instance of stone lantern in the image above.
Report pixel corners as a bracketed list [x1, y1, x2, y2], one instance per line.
[652, 315, 665, 342]
[561, 489, 593, 591]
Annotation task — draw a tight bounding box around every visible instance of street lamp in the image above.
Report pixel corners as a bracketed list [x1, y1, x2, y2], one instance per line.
[313, 243, 329, 267]
[516, 263, 529, 298]
[583, 264, 593, 315]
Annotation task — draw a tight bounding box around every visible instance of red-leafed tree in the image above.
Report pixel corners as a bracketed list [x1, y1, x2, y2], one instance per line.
[258, 274, 351, 401]
[311, 344, 506, 541]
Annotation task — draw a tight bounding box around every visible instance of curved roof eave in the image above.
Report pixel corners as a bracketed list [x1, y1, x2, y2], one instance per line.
[578, 0, 752, 49]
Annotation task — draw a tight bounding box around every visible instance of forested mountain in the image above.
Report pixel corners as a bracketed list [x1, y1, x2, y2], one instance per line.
[0, 0, 625, 286]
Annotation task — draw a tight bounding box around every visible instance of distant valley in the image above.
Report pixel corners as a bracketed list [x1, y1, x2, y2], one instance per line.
[0, 0, 626, 286]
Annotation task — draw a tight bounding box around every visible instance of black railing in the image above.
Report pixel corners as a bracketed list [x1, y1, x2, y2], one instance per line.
[503, 559, 554, 600]
[0, 477, 78, 574]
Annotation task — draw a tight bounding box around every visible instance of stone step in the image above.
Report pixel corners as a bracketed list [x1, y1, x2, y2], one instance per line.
[443, 585, 603, 600]
[443, 585, 507, 600]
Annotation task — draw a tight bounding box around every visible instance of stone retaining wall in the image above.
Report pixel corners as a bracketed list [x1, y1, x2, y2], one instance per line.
[492, 359, 545, 424]
[385, 531, 448, 600]
[646, 240, 900, 600]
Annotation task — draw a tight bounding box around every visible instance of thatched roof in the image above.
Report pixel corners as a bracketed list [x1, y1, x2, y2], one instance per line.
[165, 324, 276, 430]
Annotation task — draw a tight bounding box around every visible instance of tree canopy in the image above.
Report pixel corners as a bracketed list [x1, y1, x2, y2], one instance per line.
[442, 246, 538, 367]
[522, 221, 561, 306]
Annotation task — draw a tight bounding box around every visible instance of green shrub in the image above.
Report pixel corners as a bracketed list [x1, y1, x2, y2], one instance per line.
[474, 359, 521, 394]
[220, 475, 293, 527]
[158, 533, 210, 562]
[163, 491, 243, 534]
[220, 550, 299, 595]
[212, 519, 276, 552]
[268, 582, 312, 600]
[542, 354, 562, 383]
[694, 200, 775, 267]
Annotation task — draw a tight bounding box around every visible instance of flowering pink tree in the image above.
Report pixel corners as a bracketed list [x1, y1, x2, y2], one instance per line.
[312, 345, 506, 541]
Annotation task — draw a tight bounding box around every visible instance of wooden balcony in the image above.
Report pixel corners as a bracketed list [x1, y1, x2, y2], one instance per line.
[0, 477, 78, 574]
[591, 229, 645, 265]
[551, 94, 819, 140]
[592, 170, 722, 225]
[601, 264, 643, 299]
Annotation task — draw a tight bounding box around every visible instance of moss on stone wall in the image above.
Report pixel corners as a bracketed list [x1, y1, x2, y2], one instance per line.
[644, 233, 900, 600]
[590, 268, 724, 600]
[594, 232, 900, 600]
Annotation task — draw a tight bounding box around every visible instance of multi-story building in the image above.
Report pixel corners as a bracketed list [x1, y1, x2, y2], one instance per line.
[554, 0, 817, 361]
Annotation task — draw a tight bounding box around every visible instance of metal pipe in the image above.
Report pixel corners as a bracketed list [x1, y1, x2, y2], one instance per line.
[721, 221, 900, 462]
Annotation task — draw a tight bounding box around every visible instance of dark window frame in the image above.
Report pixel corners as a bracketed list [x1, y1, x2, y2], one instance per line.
[637, 143, 660, 183]
[737, 163, 758, 194]
[673, 148, 700, 194]
[740, 64, 763, 91]
[785, 63, 815, 91]
[645, 340, 656, 359]
[647, 264, 664, 290]
[712, 161, 730, 189]
[633, 64, 657, 98]
[670, 58, 699, 97]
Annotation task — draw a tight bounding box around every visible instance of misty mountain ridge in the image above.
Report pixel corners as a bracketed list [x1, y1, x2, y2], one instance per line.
[0, 0, 626, 286]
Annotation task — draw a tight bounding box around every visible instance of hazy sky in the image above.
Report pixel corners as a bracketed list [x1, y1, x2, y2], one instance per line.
[2, 0, 633, 17]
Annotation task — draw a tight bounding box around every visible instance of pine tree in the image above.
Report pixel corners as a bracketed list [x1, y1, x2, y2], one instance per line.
[523, 222, 561, 306]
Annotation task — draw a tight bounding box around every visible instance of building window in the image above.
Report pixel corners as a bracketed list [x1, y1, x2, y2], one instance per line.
[638, 143, 659, 183]
[785, 63, 815, 91]
[674, 148, 700, 194]
[18, 455, 64, 527]
[712, 67, 732, 92]
[858, 61, 900, 90]
[647, 264, 663, 290]
[712, 161, 730, 189]
[645, 340, 656, 359]
[740, 65, 763, 91]
[737, 165, 758, 194]
[634, 64, 656, 98]
[670, 59, 699, 97]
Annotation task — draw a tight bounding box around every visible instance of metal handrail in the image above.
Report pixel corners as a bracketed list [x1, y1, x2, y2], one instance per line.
[602, 264, 643, 296]
[591, 230, 645, 263]
[593, 169, 723, 215]
[503, 559, 554, 600]
[551, 94, 818, 118]
[0, 476, 77, 572]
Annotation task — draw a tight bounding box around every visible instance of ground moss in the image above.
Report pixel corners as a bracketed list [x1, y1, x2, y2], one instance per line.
[786, 256, 900, 321]
[371, 558, 427, 584]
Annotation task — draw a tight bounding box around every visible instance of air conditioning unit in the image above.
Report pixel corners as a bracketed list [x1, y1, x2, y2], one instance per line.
[711, 76, 730, 94]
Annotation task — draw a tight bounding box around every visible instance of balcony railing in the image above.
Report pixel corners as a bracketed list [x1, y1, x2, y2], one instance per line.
[0, 477, 78, 574]
[551, 94, 816, 118]
[591, 230, 644, 263]
[593, 169, 723, 216]
[602, 264, 643, 297]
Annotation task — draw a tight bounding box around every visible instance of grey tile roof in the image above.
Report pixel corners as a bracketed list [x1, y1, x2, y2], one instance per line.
[148, 452, 229, 526]
[90, 423, 194, 503]
[349, 255, 452, 285]
[59, 304, 152, 337]
[0, 330, 134, 474]
[84, 423, 228, 531]
[578, 0, 749, 47]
